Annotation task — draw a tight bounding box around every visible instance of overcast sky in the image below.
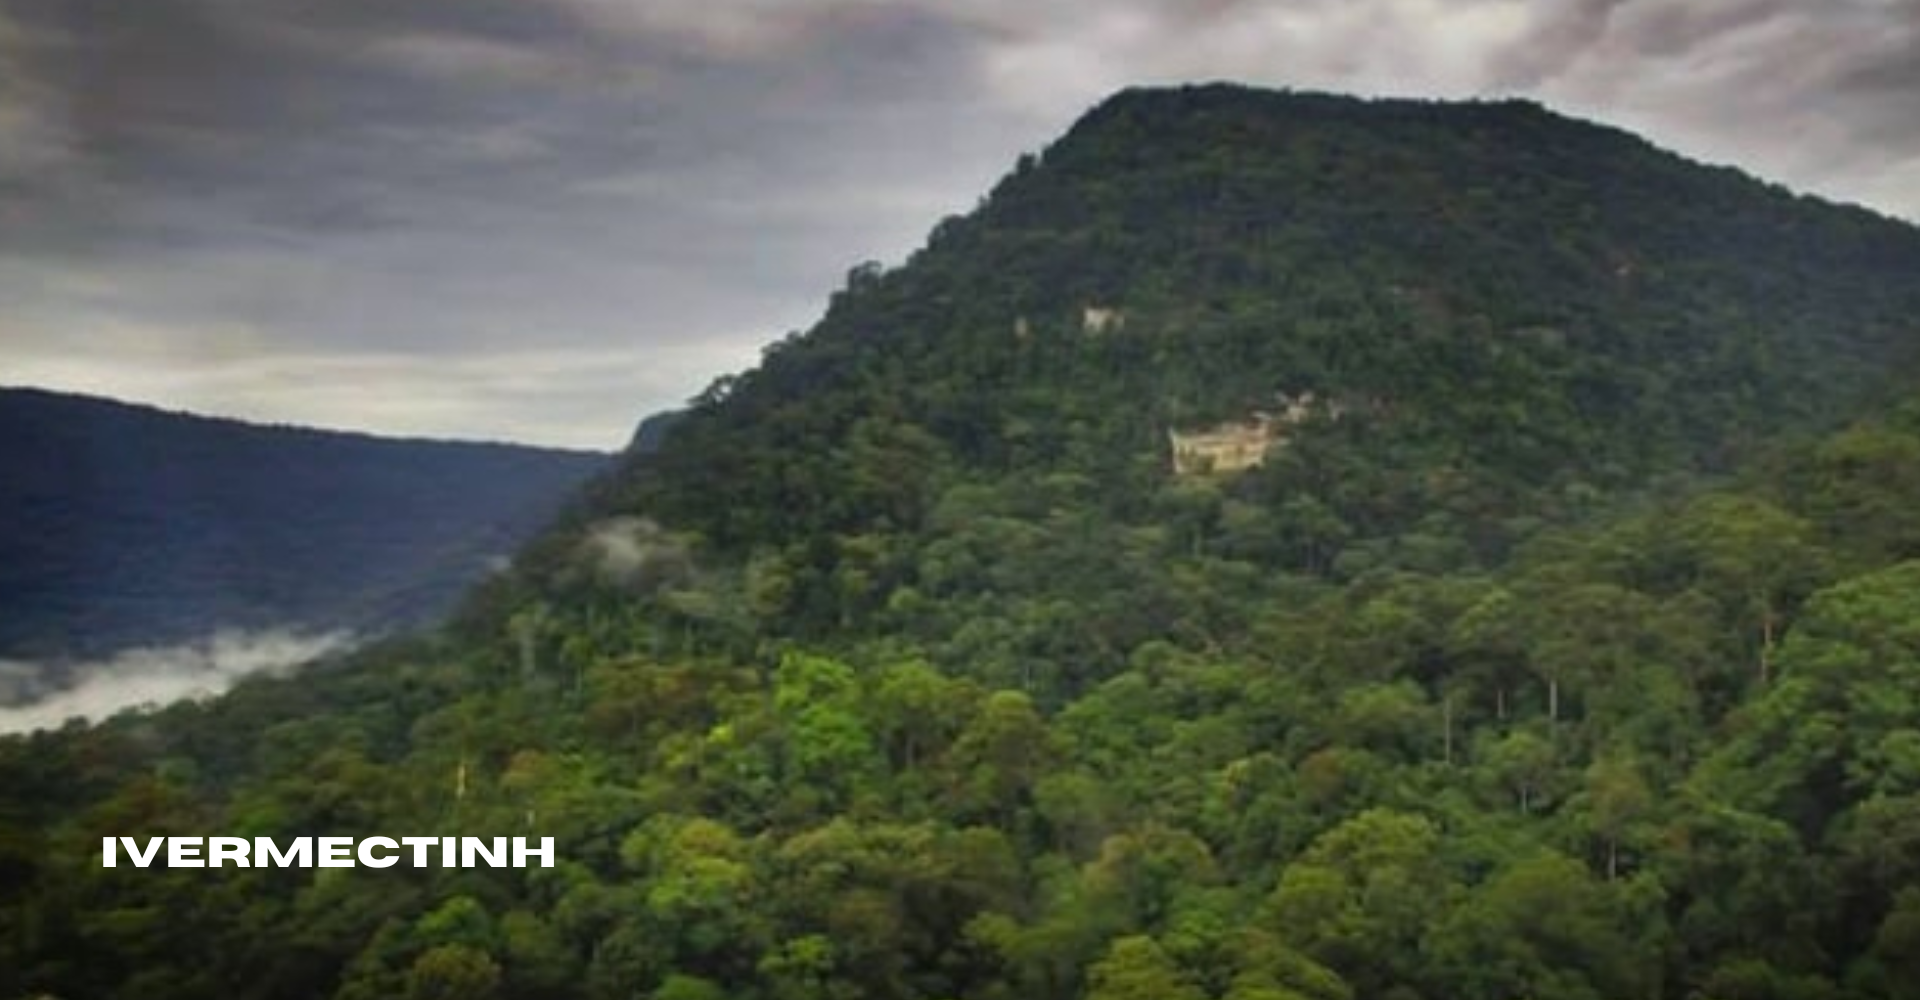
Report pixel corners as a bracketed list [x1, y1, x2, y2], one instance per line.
[3, 0, 1915, 449]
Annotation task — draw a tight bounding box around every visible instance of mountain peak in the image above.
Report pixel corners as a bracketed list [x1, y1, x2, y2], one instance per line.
[1061, 84, 1590, 153]
[557, 85, 1920, 614]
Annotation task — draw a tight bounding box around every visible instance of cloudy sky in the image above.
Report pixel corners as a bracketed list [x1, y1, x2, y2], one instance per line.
[3, 0, 1915, 449]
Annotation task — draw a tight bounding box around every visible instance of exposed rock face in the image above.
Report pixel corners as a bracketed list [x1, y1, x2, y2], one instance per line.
[1168, 416, 1276, 475]
[1168, 393, 1328, 475]
[1081, 305, 1124, 334]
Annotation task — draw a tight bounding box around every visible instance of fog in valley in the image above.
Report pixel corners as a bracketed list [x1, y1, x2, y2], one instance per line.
[0, 629, 353, 735]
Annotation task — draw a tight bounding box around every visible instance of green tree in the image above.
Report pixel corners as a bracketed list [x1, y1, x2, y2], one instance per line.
[1265, 809, 1454, 996]
[1676, 494, 1827, 684]
[405, 945, 500, 1000]
[1086, 936, 1205, 1000]
[1426, 852, 1659, 1000]
[1573, 753, 1654, 880]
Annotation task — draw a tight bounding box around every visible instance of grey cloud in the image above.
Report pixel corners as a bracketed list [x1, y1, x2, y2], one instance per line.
[3, 0, 994, 407]
[1505, 0, 1920, 219]
[1821, 2, 1920, 132]
[1608, 0, 1798, 59]
[0, 16, 73, 178]
[0, 0, 1915, 448]
[1486, 0, 1654, 89]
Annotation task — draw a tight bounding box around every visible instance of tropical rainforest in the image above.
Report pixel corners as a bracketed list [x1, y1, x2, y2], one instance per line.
[5, 85, 1920, 1000]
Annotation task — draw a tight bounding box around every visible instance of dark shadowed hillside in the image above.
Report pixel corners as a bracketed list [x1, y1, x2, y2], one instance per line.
[0, 388, 610, 660]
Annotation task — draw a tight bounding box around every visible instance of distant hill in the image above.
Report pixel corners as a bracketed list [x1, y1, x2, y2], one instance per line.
[0, 388, 610, 660]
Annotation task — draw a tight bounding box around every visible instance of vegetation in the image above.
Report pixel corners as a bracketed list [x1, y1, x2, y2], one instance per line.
[5, 84, 1920, 1000]
[0, 388, 609, 661]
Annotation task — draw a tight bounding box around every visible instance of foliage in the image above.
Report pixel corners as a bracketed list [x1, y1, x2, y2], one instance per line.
[6, 84, 1920, 1000]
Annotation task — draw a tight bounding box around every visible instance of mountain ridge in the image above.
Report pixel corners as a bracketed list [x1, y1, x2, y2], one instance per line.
[0, 385, 616, 453]
[0, 386, 611, 663]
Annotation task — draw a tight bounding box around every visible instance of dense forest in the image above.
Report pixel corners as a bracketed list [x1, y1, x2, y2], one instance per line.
[6, 85, 1920, 1000]
[0, 388, 610, 663]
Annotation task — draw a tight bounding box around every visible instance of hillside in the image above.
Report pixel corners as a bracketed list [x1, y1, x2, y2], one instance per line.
[520, 84, 1920, 686]
[7, 85, 1920, 1000]
[0, 388, 610, 662]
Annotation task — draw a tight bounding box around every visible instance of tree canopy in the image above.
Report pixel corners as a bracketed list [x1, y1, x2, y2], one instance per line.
[6, 84, 1920, 1000]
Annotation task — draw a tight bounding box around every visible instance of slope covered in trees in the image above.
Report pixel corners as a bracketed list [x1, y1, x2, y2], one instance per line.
[520, 84, 1920, 686]
[5, 85, 1920, 1000]
[0, 388, 611, 661]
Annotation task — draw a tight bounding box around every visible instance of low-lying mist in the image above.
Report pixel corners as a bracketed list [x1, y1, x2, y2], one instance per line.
[0, 629, 354, 736]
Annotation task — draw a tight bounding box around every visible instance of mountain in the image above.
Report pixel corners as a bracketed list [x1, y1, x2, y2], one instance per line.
[510, 84, 1920, 681]
[0, 387, 611, 662]
[7, 86, 1920, 1000]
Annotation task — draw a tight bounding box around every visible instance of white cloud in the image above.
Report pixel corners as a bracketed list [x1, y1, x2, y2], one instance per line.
[0, 628, 353, 736]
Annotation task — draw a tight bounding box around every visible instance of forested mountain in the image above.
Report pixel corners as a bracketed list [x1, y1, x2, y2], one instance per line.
[514, 84, 1920, 685]
[0, 388, 610, 661]
[7, 85, 1920, 1000]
